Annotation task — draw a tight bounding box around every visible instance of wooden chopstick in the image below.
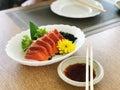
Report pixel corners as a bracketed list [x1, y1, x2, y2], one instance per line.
[90, 46, 94, 90]
[86, 46, 94, 90]
[86, 46, 89, 90]
[74, 0, 106, 12]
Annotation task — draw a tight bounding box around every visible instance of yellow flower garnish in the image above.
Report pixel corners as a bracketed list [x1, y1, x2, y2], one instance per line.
[57, 39, 76, 54]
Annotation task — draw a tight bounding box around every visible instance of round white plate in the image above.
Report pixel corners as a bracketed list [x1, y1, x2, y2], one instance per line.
[50, 0, 104, 18]
[5, 24, 85, 66]
[114, 0, 120, 9]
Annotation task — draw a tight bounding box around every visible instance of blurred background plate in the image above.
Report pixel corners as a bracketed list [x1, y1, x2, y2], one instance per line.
[50, 0, 104, 18]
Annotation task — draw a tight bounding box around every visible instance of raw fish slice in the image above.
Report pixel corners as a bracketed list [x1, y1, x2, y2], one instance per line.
[25, 51, 48, 61]
[41, 35, 58, 54]
[52, 29, 64, 40]
[25, 46, 50, 61]
[47, 32, 59, 44]
[28, 46, 49, 57]
[35, 39, 53, 56]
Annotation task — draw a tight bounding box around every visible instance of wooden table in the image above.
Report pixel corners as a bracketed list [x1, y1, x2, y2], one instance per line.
[0, 1, 120, 90]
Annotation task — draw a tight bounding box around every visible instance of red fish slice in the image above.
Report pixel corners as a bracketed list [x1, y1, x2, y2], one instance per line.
[25, 46, 50, 61]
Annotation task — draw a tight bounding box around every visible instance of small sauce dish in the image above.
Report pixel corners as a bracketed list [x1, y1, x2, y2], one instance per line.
[57, 56, 104, 87]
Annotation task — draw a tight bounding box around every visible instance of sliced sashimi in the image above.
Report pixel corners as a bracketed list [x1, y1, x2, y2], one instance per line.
[25, 46, 50, 61]
[25, 51, 48, 61]
[35, 39, 54, 56]
[24, 29, 65, 61]
[47, 32, 59, 44]
[28, 46, 49, 57]
[52, 29, 64, 40]
[41, 35, 58, 54]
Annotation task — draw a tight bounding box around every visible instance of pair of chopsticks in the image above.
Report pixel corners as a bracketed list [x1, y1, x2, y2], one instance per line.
[86, 46, 94, 90]
[74, 0, 106, 12]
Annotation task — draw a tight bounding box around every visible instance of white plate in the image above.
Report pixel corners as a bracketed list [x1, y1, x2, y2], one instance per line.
[50, 0, 104, 18]
[114, 0, 120, 9]
[5, 24, 85, 66]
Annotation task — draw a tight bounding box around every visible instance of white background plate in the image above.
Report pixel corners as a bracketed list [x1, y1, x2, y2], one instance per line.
[50, 0, 104, 18]
[6, 25, 85, 66]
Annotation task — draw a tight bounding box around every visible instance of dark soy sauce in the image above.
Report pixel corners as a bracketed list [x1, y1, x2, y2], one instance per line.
[64, 63, 96, 82]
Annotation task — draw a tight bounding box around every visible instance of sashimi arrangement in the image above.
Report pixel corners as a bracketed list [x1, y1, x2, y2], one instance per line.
[22, 22, 77, 61]
[6, 23, 85, 66]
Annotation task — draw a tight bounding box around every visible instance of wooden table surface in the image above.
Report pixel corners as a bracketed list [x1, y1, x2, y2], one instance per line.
[0, 1, 120, 90]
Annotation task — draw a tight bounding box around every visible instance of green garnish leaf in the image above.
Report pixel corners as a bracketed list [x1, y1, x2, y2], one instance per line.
[30, 22, 39, 40]
[34, 27, 48, 38]
[22, 35, 32, 52]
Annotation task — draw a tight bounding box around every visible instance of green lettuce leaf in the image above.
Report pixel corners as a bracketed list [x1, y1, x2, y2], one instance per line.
[21, 35, 32, 52]
[34, 27, 48, 38]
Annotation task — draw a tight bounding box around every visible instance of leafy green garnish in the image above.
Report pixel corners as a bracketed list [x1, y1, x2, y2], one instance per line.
[30, 22, 48, 40]
[30, 22, 39, 40]
[22, 35, 32, 52]
[21, 22, 48, 52]
[34, 27, 48, 38]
